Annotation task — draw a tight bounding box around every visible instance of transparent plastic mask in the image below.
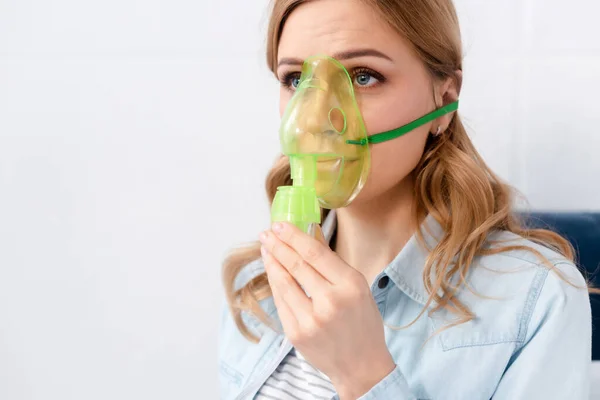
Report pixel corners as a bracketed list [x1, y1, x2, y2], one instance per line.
[279, 55, 370, 209]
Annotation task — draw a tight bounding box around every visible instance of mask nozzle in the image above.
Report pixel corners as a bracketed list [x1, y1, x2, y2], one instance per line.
[271, 173, 321, 236]
[271, 155, 320, 234]
[290, 155, 317, 187]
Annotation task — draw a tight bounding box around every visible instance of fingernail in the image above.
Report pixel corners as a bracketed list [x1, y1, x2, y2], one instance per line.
[272, 222, 283, 234]
[260, 246, 268, 257]
[259, 231, 268, 243]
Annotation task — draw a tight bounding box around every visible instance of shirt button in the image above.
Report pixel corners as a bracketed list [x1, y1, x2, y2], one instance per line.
[377, 275, 390, 289]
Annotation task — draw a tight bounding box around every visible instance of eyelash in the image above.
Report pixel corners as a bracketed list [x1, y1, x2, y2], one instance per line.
[279, 67, 386, 91]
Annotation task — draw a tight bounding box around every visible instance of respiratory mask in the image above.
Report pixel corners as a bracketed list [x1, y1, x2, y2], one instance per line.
[271, 55, 459, 233]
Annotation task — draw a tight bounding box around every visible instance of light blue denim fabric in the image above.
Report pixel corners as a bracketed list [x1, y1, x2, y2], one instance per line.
[218, 211, 592, 399]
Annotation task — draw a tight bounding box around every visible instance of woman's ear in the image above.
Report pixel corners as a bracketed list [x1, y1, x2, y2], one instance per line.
[432, 69, 462, 135]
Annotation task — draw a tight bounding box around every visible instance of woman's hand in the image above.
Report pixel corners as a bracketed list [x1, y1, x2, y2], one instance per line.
[259, 222, 396, 400]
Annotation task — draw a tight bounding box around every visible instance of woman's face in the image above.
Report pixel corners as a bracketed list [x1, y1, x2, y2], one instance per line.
[277, 0, 449, 205]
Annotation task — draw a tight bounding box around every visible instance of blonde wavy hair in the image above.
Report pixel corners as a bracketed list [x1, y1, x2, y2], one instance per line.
[222, 0, 595, 343]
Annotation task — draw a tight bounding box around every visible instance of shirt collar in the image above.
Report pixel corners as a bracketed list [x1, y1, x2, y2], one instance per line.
[321, 209, 444, 307]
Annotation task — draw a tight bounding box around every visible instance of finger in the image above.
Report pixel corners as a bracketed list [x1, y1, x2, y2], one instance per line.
[271, 222, 347, 283]
[262, 246, 298, 331]
[260, 230, 331, 293]
[270, 277, 299, 334]
[262, 246, 313, 321]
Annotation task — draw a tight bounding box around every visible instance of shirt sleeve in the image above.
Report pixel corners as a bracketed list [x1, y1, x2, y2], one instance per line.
[331, 365, 417, 400]
[492, 262, 592, 399]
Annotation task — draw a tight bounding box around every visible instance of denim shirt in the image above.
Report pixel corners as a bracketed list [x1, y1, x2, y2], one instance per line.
[218, 211, 592, 399]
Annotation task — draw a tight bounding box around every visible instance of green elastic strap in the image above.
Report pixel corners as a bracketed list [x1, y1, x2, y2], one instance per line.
[347, 100, 459, 145]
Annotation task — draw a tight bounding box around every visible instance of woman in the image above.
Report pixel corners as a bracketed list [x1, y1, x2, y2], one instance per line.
[219, 0, 593, 399]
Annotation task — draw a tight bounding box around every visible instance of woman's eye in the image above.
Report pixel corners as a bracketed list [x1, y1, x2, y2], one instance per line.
[280, 73, 301, 90]
[354, 72, 378, 87]
[291, 76, 301, 88]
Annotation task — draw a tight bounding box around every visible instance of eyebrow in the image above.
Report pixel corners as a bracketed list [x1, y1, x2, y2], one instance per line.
[277, 48, 393, 68]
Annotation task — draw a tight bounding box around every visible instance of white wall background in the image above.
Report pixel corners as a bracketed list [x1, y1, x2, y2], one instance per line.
[0, 0, 598, 399]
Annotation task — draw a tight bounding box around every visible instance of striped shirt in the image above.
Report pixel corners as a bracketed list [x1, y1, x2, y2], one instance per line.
[255, 347, 336, 400]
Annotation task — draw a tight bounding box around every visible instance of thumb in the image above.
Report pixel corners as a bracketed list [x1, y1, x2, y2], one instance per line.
[308, 223, 327, 244]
